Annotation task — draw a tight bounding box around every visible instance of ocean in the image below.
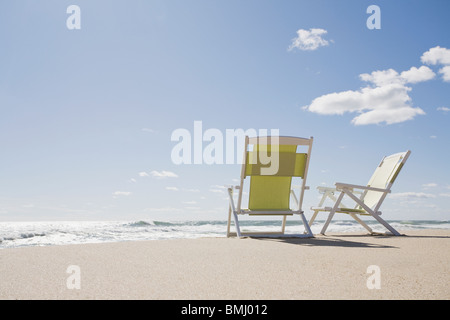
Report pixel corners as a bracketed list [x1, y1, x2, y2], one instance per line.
[0, 219, 449, 249]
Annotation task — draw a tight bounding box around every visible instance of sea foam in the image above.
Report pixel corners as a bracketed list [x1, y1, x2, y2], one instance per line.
[0, 219, 448, 249]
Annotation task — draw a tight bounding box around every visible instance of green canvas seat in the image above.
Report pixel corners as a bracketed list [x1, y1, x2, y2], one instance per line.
[226, 136, 314, 238]
[309, 151, 411, 236]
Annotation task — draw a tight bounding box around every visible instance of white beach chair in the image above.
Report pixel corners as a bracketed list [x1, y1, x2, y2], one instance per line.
[226, 136, 314, 238]
[309, 151, 411, 236]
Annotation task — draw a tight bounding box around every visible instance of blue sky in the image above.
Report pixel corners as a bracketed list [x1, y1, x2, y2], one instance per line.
[1, 0, 449, 221]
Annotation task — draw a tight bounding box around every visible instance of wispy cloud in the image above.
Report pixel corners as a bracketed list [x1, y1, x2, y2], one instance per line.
[150, 170, 178, 178]
[209, 189, 225, 194]
[422, 182, 438, 189]
[139, 172, 149, 177]
[437, 107, 450, 113]
[165, 186, 179, 191]
[209, 185, 227, 194]
[143, 207, 182, 213]
[389, 192, 436, 199]
[113, 191, 132, 196]
[288, 28, 331, 51]
[210, 185, 227, 189]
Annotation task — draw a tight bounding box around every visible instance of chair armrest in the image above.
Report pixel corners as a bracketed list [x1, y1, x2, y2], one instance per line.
[317, 185, 364, 195]
[335, 182, 391, 193]
[292, 185, 310, 190]
[316, 186, 337, 193]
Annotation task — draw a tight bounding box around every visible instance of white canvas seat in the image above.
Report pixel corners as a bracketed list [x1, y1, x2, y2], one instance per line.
[227, 136, 314, 238]
[309, 151, 411, 236]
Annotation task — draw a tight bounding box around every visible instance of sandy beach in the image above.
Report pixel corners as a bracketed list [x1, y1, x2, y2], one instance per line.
[0, 229, 449, 300]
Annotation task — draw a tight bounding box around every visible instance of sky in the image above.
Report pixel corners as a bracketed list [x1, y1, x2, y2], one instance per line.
[0, 0, 449, 222]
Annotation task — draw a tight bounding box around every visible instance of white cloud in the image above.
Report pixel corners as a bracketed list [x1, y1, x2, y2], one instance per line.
[150, 170, 178, 178]
[305, 82, 424, 126]
[288, 28, 330, 51]
[358, 66, 435, 86]
[439, 66, 450, 82]
[165, 187, 179, 191]
[113, 191, 132, 196]
[421, 46, 450, 82]
[142, 128, 155, 133]
[400, 66, 436, 83]
[304, 65, 435, 125]
[303, 45, 450, 125]
[359, 69, 400, 86]
[139, 172, 149, 177]
[421, 46, 450, 65]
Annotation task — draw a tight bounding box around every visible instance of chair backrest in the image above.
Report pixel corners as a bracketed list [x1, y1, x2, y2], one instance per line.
[237, 136, 313, 212]
[361, 151, 411, 210]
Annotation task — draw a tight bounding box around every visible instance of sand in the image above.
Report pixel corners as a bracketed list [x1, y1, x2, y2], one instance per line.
[0, 229, 449, 300]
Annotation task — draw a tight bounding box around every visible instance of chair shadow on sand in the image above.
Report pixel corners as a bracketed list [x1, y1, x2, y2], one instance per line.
[252, 232, 450, 249]
[252, 235, 398, 249]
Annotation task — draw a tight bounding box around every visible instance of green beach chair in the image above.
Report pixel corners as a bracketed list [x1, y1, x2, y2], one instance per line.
[309, 150, 411, 236]
[226, 136, 314, 238]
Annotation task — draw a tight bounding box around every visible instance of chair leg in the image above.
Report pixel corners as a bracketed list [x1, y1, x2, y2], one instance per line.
[232, 212, 242, 238]
[227, 205, 232, 237]
[369, 212, 401, 236]
[349, 213, 373, 234]
[310, 189, 339, 231]
[308, 210, 319, 227]
[227, 187, 243, 238]
[301, 213, 314, 237]
[320, 212, 334, 235]
[344, 190, 401, 236]
[321, 191, 345, 235]
[281, 215, 287, 234]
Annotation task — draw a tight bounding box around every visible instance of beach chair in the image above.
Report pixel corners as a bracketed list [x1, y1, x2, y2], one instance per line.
[226, 136, 314, 238]
[309, 151, 411, 236]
